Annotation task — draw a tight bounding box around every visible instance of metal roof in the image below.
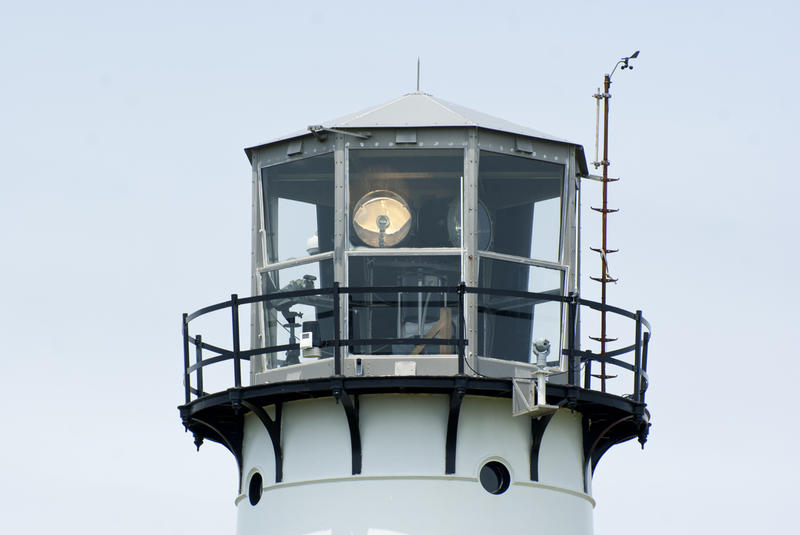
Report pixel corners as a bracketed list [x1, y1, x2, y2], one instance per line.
[245, 92, 580, 152]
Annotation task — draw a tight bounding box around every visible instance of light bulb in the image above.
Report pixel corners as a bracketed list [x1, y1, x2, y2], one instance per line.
[352, 190, 412, 247]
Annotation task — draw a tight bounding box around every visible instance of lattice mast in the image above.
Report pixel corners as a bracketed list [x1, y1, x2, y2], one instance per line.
[591, 52, 639, 392]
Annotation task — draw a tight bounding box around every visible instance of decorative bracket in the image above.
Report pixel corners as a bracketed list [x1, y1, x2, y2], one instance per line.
[333, 384, 362, 475]
[530, 414, 554, 481]
[583, 414, 634, 490]
[189, 416, 244, 492]
[445, 384, 466, 474]
[241, 400, 283, 483]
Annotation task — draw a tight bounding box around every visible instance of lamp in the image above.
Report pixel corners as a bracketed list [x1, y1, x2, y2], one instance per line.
[352, 190, 412, 247]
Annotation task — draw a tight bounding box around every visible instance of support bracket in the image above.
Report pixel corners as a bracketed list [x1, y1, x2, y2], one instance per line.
[530, 414, 554, 481]
[190, 416, 244, 493]
[583, 415, 634, 479]
[241, 400, 283, 483]
[333, 384, 362, 475]
[445, 383, 466, 474]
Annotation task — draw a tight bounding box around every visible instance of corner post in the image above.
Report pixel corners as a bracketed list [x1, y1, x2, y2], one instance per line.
[633, 310, 642, 402]
[457, 282, 466, 375]
[195, 334, 204, 396]
[567, 294, 578, 386]
[334, 282, 342, 376]
[182, 313, 190, 404]
[231, 293, 242, 388]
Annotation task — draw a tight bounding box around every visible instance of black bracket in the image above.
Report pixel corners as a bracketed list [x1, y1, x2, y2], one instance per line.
[566, 386, 579, 410]
[530, 414, 554, 481]
[241, 400, 283, 483]
[445, 384, 466, 474]
[583, 414, 634, 488]
[634, 405, 650, 447]
[190, 416, 244, 492]
[333, 384, 362, 475]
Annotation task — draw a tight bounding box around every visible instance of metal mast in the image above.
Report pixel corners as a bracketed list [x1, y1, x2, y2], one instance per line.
[591, 51, 639, 392]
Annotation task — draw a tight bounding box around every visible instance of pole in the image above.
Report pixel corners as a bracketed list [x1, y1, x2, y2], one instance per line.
[600, 74, 610, 392]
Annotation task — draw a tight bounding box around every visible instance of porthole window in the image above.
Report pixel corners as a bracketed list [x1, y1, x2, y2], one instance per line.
[479, 461, 510, 495]
[248, 472, 263, 506]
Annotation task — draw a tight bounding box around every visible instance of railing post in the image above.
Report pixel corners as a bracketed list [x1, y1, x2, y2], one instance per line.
[333, 282, 341, 376]
[567, 294, 577, 386]
[195, 334, 204, 397]
[633, 310, 642, 403]
[583, 349, 593, 390]
[231, 293, 242, 388]
[457, 282, 466, 375]
[182, 313, 191, 404]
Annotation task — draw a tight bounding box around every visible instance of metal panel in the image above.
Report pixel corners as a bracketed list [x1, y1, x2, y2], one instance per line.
[395, 130, 417, 144]
[286, 139, 303, 156]
[249, 135, 335, 170]
[478, 129, 570, 163]
[515, 137, 534, 154]
[343, 127, 468, 151]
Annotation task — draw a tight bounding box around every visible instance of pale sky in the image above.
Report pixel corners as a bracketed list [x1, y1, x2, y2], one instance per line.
[2, 1, 798, 533]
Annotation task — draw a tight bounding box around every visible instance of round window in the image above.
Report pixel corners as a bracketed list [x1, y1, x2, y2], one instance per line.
[479, 461, 510, 495]
[248, 472, 263, 506]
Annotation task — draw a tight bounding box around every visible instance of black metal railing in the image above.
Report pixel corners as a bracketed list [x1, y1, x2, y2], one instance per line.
[181, 283, 650, 406]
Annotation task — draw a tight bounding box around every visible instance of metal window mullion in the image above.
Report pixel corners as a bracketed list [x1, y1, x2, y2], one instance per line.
[476, 250, 568, 274]
[464, 129, 479, 375]
[563, 148, 577, 293]
[335, 134, 348, 365]
[257, 251, 335, 274]
[254, 162, 272, 377]
[346, 247, 462, 257]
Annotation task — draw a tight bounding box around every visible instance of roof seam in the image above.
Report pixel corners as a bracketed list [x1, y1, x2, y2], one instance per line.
[425, 94, 476, 125]
[331, 94, 408, 127]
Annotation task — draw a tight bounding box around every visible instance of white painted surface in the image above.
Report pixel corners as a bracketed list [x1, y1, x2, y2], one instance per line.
[359, 394, 448, 475]
[237, 477, 592, 535]
[538, 409, 586, 493]
[280, 398, 351, 482]
[238, 396, 592, 534]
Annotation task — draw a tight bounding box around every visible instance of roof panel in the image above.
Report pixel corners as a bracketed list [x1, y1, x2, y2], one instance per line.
[246, 92, 578, 153]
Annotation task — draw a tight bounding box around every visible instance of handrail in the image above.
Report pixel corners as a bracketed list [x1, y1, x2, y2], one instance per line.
[181, 284, 651, 406]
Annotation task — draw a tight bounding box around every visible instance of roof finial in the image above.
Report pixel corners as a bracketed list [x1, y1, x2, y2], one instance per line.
[416, 57, 420, 92]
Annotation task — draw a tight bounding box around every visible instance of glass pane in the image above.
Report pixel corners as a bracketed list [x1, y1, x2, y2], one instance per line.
[257, 260, 334, 370]
[348, 149, 463, 249]
[262, 153, 335, 263]
[348, 255, 460, 355]
[478, 257, 564, 365]
[478, 152, 564, 262]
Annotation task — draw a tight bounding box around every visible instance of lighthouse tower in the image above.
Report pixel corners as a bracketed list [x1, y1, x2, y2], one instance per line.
[179, 92, 652, 535]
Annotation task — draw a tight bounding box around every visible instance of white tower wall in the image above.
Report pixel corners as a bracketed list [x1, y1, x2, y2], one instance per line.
[236, 396, 593, 535]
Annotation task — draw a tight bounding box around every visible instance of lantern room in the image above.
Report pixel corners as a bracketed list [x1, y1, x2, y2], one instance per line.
[244, 92, 586, 384]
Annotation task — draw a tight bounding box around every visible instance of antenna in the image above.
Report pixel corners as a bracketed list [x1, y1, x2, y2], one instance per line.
[590, 50, 639, 392]
[416, 57, 420, 92]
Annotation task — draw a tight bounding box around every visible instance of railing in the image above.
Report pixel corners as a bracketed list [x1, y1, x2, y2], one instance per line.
[182, 283, 651, 406]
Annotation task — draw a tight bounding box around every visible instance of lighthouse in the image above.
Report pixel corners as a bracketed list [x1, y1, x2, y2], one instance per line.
[179, 91, 652, 534]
